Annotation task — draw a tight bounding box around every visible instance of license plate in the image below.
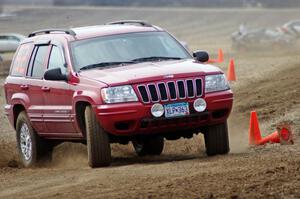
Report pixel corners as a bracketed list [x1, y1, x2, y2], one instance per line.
[164, 102, 190, 118]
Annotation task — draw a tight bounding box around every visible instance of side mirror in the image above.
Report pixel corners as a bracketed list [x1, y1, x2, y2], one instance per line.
[44, 68, 68, 81]
[193, 51, 209, 62]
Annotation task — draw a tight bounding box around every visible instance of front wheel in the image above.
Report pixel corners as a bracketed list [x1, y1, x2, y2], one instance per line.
[203, 122, 230, 156]
[132, 136, 164, 156]
[85, 106, 111, 168]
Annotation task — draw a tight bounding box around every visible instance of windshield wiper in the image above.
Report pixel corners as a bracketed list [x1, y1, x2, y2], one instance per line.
[131, 56, 182, 62]
[79, 57, 183, 71]
[79, 61, 135, 71]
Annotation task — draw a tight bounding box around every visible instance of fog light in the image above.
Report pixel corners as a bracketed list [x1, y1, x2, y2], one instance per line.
[193, 98, 206, 112]
[151, 103, 164, 117]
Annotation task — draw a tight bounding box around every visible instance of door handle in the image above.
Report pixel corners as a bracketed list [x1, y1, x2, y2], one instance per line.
[20, 84, 29, 90]
[41, 86, 50, 92]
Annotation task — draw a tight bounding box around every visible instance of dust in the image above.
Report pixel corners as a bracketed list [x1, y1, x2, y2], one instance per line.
[0, 77, 17, 168]
[50, 143, 88, 168]
[227, 95, 250, 154]
[0, 134, 17, 168]
[48, 137, 205, 168]
[163, 135, 204, 155]
[111, 143, 135, 157]
[229, 127, 249, 153]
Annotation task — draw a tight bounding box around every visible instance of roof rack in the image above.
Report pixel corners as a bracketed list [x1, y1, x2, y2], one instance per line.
[28, 29, 76, 37]
[106, 20, 153, 27]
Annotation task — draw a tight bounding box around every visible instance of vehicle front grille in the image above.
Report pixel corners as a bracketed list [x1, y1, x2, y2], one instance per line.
[137, 78, 203, 103]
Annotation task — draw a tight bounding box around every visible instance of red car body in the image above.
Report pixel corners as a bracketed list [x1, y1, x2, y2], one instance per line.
[4, 21, 233, 167]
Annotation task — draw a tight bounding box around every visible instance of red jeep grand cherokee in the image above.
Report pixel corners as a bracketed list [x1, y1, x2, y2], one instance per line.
[4, 21, 233, 168]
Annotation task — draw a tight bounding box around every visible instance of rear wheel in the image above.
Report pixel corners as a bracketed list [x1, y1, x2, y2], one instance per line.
[132, 136, 164, 156]
[16, 111, 53, 167]
[85, 106, 111, 167]
[203, 122, 230, 156]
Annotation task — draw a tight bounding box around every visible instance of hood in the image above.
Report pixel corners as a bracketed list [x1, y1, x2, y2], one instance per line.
[79, 59, 222, 86]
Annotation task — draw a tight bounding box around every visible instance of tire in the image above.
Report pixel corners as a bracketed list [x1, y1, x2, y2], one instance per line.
[203, 122, 230, 156]
[132, 136, 164, 156]
[85, 106, 111, 167]
[16, 111, 53, 167]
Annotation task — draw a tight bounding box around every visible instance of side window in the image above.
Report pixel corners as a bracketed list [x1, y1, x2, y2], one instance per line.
[31, 45, 49, 78]
[48, 45, 66, 73]
[10, 43, 33, 77]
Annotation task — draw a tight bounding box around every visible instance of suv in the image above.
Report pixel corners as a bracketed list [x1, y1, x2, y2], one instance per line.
[4, 21, 233, 168]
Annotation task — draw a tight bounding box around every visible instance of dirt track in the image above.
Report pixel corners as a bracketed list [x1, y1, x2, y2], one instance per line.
[0, 6, 300, 198]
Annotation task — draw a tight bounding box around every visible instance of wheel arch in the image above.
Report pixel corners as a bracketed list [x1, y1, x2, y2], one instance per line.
[10, 93, 30, 129]
[12, 104, 26, 129]
[75, 100, 91, 137]
[73, 90, 102, 137]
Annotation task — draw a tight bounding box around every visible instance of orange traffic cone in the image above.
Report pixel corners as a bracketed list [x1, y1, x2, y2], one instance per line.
[217, 48, 224, 63]
[258, 131, 280, 145]
[207, 48, 224, 63]
[258, 123, 294, 145]
[278, 124, 294, 145]
[249, 111, 262, 145]
[227, 59, 236, 81]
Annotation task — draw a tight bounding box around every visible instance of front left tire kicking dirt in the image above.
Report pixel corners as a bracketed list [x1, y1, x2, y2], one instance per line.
[85, 106, 111, 168]
[16, 111, 53, 167]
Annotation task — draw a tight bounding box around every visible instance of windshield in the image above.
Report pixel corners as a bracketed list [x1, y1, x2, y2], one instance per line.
[71, 31, 191, 71]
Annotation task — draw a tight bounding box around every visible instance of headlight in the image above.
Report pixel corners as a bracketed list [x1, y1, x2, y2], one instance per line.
[101, 85, 138, 103]
[205, 74, 230, 93]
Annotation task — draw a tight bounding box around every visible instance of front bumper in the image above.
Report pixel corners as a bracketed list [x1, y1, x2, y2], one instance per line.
[95, 90, 233, 136]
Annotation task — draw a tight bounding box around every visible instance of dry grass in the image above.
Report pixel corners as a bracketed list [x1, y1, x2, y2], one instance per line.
[0, 60, 11, 76]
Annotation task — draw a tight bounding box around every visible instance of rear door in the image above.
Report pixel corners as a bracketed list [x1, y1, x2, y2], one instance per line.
[5, 42, 34, 125]
[42, 43, 77, 135]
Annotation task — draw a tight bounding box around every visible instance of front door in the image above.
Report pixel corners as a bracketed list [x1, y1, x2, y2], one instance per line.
[42, 44, 77, 136]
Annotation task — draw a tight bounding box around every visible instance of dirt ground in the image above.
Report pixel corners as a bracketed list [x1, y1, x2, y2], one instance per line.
[0, 6, 300, 199]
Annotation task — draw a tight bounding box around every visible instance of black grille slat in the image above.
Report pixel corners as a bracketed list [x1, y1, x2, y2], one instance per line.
[195, 79, 202, 96]
[137, 78, 203, 103]
[177, 81, 185, 98]
[158, 83, 168, 101]
[167, 82, 177, 99]
[148, 84, 159, 101]
[186, 80, 194, 97]
[138, 86, 149, 103]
